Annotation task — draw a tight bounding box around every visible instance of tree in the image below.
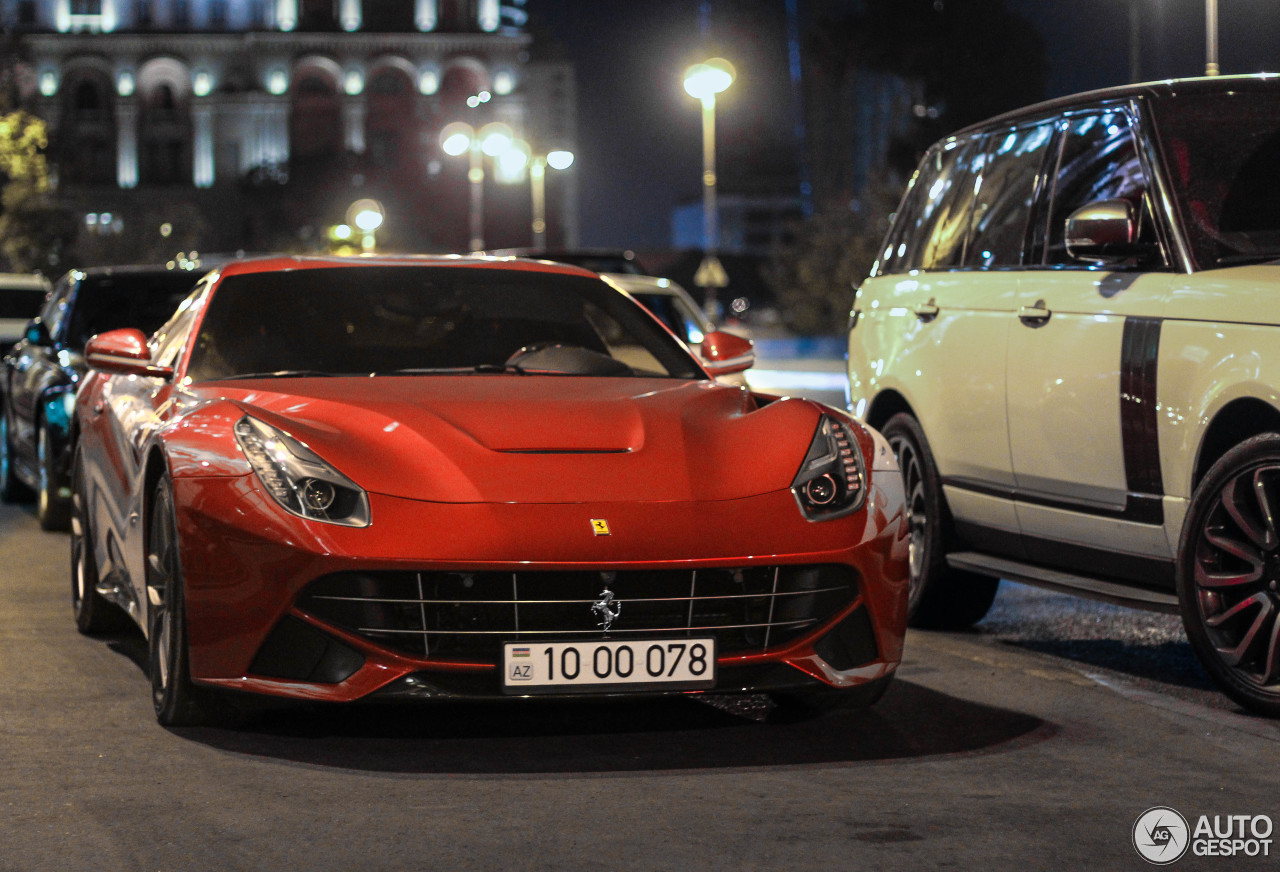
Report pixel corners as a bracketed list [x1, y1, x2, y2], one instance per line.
[0, 110, 73, 272]
[766, 182, 901, 336]
[766, 0, 1047, 335]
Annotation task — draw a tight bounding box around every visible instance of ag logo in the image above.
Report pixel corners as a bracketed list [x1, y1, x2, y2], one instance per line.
[1133, 807, 1190, 865]
[591, 518, 611, 536]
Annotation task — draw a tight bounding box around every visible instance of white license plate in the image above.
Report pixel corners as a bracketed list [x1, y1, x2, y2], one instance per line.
[502, 638, 717, 694]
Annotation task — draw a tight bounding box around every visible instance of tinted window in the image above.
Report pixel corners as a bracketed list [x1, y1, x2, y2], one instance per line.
[185, 267, 704, 383]
[63, 271, 201, 350]
[1041, 110, 1150, 265]
[917, 139, 984, 270]
[0, 288, 45, 320]
[1152, 90, 1280, 268]
[880, 138, 982, 273]
[965, 122, 1054, 267]
[631, 292, 706, 343]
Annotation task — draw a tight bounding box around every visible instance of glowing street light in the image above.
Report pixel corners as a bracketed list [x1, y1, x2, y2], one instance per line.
[683, 57, 735, 318]
[439, 120, 515, 250]
[346, 198, 384, 253]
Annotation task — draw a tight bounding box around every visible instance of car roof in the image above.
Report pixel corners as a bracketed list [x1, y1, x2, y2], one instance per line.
[214, 254, 600, 279]
[598, 272, 687, 294]
[954, 73, 1280, 136]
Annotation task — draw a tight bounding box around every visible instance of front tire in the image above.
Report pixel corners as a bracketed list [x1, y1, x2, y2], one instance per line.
[767, 676, 893, 723]
[0, 411, 33, 503]
[881, 412, 999, 629]
[147, 473, 212, 727]
[37, 425, 71, 531]
[1177, 434, 1280, 717]
[70, 448, 127, 634]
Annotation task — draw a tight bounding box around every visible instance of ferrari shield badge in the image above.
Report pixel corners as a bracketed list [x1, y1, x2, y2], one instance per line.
[591, 518, 611, 536]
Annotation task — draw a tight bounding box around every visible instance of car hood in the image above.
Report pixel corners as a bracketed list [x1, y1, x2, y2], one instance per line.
[190, 376, 820, 504]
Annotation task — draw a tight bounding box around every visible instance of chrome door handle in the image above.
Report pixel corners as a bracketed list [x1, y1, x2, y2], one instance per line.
[914, 299, 939, 321]
[1019, 300, 1051, 325]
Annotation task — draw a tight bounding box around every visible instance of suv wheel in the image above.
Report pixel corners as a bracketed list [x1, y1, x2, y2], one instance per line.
[881, 412, 999, 629]
[1177, 434, 1280, 717]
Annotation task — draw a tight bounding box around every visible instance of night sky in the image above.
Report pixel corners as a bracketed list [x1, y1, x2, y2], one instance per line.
[533, 0, 1280, 250]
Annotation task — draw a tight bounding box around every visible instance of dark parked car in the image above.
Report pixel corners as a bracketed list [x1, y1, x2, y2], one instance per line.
[1, 264, 207, 530]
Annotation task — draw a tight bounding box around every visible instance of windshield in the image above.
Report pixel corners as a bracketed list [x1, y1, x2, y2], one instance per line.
[1152, 89, 1280, 268]
[184, 265, 706, 383]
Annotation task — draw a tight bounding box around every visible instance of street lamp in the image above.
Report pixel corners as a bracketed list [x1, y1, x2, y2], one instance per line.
[346, 198, 384, 253]
[1205, 0, 1220, 76]
[530, 149, 574, 251]
[683, 57, 735, 319]
[439, 120, 513, 250]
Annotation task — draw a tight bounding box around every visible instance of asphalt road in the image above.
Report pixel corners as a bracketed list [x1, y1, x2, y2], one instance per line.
[2, 500, 1278, 872]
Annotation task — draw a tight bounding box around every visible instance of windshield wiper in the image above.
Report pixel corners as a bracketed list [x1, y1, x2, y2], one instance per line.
[373, 364, 528, 376]
[213, 369, 336, 381]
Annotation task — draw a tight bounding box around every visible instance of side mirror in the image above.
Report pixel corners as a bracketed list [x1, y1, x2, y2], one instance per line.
[24, 318, 49, 346]
[1065, 198, 1139, 264]
[699, 330, 754, 376]
[84, 328, 173, 380]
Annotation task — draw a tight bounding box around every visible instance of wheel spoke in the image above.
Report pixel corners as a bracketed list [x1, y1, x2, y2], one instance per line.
[1222, 473, 1279, 552]
[1206, 592, 1273, 668]
[1261, 611, 1280, 686]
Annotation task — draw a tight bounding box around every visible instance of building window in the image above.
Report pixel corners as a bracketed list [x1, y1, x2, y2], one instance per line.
[67, 0, 105, 32]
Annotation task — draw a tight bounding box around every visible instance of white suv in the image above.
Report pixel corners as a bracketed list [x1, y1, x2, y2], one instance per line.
[848, 74, 1280, 715]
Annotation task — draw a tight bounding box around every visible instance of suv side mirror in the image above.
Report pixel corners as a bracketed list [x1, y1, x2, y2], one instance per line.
[699, 330, 754, 376]
[1065, 198, 1140, 264]
[84, 328, 173, 380]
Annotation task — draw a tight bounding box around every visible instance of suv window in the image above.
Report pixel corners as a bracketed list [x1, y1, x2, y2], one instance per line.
[965, 122, 1055, 268]
[879, 138, 981, 274]
[1152, 90, 1280, 268]
[1040, 110, 1153, 265]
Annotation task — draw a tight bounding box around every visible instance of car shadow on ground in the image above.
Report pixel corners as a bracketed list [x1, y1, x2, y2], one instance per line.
[1002, 638, 1216, 692]
[165, 678, 1052, 775]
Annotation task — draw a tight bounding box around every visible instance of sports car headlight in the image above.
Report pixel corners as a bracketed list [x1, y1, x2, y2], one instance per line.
[791, 415, 867, 521]
[234, 416, 371, 527]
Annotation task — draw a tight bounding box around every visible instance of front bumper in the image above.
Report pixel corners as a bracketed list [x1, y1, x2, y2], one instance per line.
[173, 471, 908, 703]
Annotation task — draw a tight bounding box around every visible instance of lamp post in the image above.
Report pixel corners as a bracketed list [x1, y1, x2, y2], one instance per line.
[440, 120, 514, 251]
[683, 58, 734, 319]
[530, 149, 574, 251]
[1205, 0, 1220, 76]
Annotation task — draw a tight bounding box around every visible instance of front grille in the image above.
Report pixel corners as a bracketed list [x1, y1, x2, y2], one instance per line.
[296, 565, 859, 661]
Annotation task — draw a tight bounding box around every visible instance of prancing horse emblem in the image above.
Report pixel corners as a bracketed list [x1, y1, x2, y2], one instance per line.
[592, 588, 622, 633]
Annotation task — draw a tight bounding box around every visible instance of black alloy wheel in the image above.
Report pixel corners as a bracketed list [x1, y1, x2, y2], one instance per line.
[147, 473, 211, 727]
[1178, 434, 1280, 717]
[37, 425, 71, 531]
[70, 447, 127, 634]
[0, 411, 33, 502]
[880, 412, 999, 629]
